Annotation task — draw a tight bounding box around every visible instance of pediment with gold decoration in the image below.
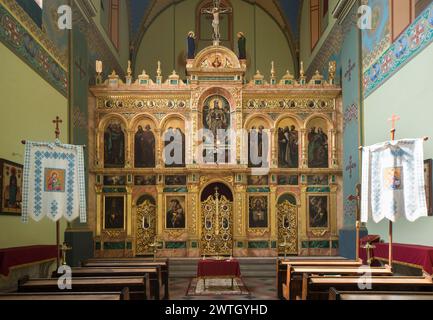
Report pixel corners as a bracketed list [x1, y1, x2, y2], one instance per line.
[187, 45, 245, 74]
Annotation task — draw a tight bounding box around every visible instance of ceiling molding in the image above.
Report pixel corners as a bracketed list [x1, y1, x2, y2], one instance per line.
[332, 0, 358, 24]
[74, 0, 97, 23]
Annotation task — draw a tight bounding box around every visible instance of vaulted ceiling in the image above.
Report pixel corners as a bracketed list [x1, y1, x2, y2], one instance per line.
[129, 0, 303, 49]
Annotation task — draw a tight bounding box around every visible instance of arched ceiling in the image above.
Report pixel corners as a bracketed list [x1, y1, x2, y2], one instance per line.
[129, 0, 302, 49]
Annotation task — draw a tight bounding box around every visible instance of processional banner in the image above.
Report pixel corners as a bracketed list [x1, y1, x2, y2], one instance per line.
[361, 139, 427, 223]
[22, 140, 86, 223]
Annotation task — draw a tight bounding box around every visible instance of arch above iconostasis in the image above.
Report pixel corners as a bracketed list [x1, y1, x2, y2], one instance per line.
[244, 114, 273, 130]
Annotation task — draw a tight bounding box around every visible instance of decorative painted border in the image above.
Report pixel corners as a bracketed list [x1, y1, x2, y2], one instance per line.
[0, 3, 68, 96]
[1, 0, 67, 66]
[363, 5, 433, 98]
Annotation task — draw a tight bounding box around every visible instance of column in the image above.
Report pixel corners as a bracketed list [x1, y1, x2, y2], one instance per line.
[270, 186, 277, 239]
[300, 129, 308, 168]
[330, 128, 337, 168]
[156, 185, 164, 236]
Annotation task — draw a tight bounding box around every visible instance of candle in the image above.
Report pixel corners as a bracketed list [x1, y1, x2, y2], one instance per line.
[96, 60, 103, 74]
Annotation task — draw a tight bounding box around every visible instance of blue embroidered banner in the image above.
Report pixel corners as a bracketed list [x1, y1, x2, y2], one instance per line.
[22, 140, 86, 223]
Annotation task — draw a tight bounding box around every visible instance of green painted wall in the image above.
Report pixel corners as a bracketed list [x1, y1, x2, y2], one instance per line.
[0, 43, 68, 248]
[135, 0, 294, 80]
[364, 41, 433, 246]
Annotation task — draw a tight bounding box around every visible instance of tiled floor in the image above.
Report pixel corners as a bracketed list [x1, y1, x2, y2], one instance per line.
[170, 277, 278, 300]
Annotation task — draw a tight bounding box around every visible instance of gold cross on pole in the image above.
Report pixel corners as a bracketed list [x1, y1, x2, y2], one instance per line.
[53, 116, 63, 139]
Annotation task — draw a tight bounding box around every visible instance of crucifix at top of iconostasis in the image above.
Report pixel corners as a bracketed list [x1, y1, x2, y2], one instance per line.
[201, 0, 232, 46]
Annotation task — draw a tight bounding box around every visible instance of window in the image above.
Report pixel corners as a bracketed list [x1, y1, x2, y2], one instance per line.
[415, 0, 433, 16]
[16, 0, 43, 27]
[323, 0, 329, 17]
[34, 0, 43, 8]
[109, 0, 120, 49]
[391, 0, 414, 41]
[310, 0, 320, 50]
[321, 0, 329, 34]
[101, 0, 120, 50]
[391, 0, 433, 41]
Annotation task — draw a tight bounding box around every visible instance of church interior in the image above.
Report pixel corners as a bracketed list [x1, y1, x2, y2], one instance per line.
[1, 0, 433, 303]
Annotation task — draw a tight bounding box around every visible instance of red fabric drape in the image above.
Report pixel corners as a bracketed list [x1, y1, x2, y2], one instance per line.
[197, 259, 241, 278]
[0, 245, 57, 276]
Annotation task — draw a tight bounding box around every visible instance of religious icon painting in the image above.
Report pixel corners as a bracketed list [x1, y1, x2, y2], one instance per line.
[248, 195, 269, 229]
[134, 119, 156, 168]
[308, 195, 329, 230]
[307, 175, 329, 186]
[165, 175, 187, 186]
[103, 175, 127, 186]
[277, 175, 299, 186]
[104, 120, 126, 168]
[165, 195, 186, 230]
[277, 118, 299, 169]
[44, 168, 65, 192]
[383, 167, 403, 190]
[307, 118, 329, 169]
[202, 95, 231, 135]
[424, 160, 433, 216]
[247, 119, 270, 168]
[248, 175, 269, 186]
[0, 159, 23, 215]
[163, 118, 186, 168]
[104, 196, 126, 230]
[134, 175, 157, 186]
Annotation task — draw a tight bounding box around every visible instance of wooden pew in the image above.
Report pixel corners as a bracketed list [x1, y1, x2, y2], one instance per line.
[303, 275, 433, 300]
[18, 276, 147, 300]
[329, 287, 433, 300]
[277, 258, 362, 299]
[53, 267, 162, 300]
[0, 289, 130, 300]
[284, 266, 392, 300]
[82, 259, 169, 299]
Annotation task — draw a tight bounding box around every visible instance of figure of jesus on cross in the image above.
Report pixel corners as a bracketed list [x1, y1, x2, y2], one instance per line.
[202, 0, 232, 45]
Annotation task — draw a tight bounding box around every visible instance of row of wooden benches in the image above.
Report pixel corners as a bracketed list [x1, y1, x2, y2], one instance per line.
[0, 258, 169, 301]
[277, 258, 433, 300]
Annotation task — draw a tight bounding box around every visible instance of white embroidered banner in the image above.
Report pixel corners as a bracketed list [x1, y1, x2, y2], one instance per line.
[361, 139, 427, 223]
[22, 140, 86, 223]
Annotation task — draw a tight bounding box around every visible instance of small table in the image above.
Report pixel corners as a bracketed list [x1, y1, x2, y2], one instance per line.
[197, 259, 241, 289]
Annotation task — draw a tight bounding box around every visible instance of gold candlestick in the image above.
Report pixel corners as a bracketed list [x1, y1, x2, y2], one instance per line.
[149, 238, 162, 262]
[60, 242, 72, 266]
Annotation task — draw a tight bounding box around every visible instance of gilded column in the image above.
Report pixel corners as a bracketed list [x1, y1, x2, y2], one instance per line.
[95, 185, 102, 236]
[126, 186, 132, 237]
[234, 184, 247, 238]
[95, 129, 101, 167]
[155, 129, 163, 167]
[270, 128, 276, 168]
[156, 185, 164, 236]
[187, 184, 199, 237]
[236, 110, 243, 164]
[330, 128, 338, 168]
[330, 185, 338, 236]
[126, 129, 134, 168]
[300, 129, 308, 168]
[299, 185, 308, 242]
[270, 186, 277, 239]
